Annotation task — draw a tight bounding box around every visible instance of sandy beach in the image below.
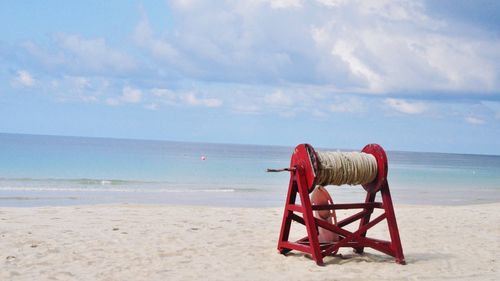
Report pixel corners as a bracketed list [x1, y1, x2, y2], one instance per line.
[1, 203, 499, 281]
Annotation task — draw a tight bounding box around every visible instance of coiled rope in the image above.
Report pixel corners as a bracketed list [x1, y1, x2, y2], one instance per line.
[315, 151, 378, 186]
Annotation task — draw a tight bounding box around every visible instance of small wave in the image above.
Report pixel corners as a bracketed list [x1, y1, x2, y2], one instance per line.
[0, 196, 78, 201]
[0, 177, 153, 185]
[75, 179, 145, 185]
[0, 186, 235, 193]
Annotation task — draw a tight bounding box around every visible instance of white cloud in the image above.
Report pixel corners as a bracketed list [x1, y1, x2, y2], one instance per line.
[465, 116, 485, 125]
[268, 0, 302, 9]
[145, 0, 500, 93]
[171, 0, 196, 9]
[265, 90, 293, 106]
[49, 76, 110, 103]
[105, 98, 121, 106]
[121, 86, 143, 103]
[329, 97, 365, 113]
[133, 18, 179, 62]
[144, 103, 159, 110]
[151, 88, 176, 100]
[106, 86, 143, 106]
[55, 33, 136, 72]
[14, 70, 34, 87]
[24, 33, 136, 75]
[231, 103, 263, 114]
[385, 98, 427, 114]
[10, 0, 500, 115]
[308, 0, 500, 93]
[316, 0, 348, 8]
[181, 93, 223, 107]
[150, 88, 179, 107]
[332, 40, 383, 92]
[72, 77, 91, 90]
[137, 1, 318, 83]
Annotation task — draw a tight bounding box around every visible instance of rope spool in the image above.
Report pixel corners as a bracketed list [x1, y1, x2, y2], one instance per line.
[290, 143, 388, 193]
[315, 151, 377, 186]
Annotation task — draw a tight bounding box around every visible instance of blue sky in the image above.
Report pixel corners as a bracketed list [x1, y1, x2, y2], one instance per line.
[1, 0, 499, 154]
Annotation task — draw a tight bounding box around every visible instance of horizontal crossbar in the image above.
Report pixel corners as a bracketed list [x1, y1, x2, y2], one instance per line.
[311, 202, 383, 210]
[279, 241, 313, 254]
[287, 204, 304, 213]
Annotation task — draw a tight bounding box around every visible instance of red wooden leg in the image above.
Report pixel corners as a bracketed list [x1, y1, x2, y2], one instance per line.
[278, 174, 298, 254]
[296, 168, 324, 265]
[380, 181, 406, 264]
[354, 191, 376, 254]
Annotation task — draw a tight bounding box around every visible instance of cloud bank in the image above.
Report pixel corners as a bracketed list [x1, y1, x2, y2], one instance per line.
[126, 0, 500, 93]
[3, 0, 500, 126]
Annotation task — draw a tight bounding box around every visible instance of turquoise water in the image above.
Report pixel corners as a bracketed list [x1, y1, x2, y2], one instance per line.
[1, 133, 499, 207]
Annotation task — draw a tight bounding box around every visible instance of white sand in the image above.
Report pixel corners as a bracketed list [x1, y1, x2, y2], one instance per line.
[1, 203, 499, 281]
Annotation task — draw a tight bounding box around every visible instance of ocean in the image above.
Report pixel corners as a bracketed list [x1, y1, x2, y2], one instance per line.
[1, 133, 499, 207]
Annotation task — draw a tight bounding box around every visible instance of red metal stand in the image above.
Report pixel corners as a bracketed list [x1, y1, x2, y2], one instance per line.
[277, 144, 405, 265]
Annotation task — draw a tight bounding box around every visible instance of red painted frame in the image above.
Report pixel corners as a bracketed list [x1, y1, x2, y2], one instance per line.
[277, 144, 405, 265]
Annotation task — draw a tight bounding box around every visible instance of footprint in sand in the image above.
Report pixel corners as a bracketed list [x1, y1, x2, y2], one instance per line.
[6, 256, 16, 261]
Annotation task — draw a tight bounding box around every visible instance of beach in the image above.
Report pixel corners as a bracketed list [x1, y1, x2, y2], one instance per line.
[1, 203, 499, 280]
[2, 0, 500, 279]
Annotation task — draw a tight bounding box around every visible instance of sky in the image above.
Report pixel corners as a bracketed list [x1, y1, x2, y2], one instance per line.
[1, 0, 499, 155]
